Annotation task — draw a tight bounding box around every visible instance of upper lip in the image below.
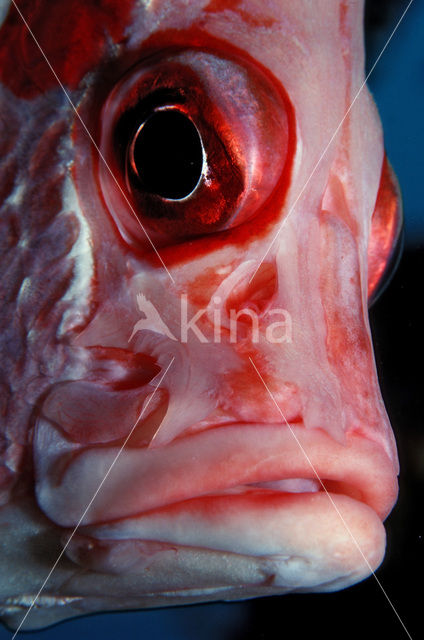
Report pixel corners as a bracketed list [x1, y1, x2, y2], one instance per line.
[35, 421, 398, 529]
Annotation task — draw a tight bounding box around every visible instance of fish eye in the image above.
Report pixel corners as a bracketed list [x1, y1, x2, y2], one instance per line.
[98, 48, 293, 247]
[367, 156, 403, 306]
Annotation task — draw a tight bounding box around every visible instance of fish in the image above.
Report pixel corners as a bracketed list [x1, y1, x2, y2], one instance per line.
[0, 0, 403, 631]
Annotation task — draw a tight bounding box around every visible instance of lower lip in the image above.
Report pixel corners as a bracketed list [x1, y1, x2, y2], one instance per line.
[67, 489, 387, 593]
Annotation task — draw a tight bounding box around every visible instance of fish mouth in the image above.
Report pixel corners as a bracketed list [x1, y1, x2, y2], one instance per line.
[35, 420, 397, 592]
[35, 421, 397, 525]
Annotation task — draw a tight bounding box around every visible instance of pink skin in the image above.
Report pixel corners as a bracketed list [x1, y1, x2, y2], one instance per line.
[0, 0, 400, 630]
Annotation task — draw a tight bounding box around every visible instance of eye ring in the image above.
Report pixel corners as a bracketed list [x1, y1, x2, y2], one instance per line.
[97, 47, 293, 248]
[126, 105, 207, 203]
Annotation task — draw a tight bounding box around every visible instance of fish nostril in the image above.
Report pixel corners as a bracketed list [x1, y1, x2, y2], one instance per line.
[226, 262, 278, 317]
[86, 346, 160, 390]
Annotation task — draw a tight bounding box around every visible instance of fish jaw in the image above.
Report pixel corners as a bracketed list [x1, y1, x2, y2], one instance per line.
[0, 490, 385, 631]
[68, 492, 387, 594]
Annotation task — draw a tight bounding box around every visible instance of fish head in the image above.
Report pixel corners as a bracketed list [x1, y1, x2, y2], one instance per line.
[0, 0, 402, 630]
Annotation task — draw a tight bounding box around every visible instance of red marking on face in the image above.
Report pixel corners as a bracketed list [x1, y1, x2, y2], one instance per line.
[182, 266, 232, 308]
[0, 0, 135, 98]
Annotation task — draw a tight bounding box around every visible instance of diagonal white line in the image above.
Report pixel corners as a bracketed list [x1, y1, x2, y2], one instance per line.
[10, 0, 175, 284]
[249, 356, 413, 640]
[11, 357, 175, 638]
[249, 0, 415, 284]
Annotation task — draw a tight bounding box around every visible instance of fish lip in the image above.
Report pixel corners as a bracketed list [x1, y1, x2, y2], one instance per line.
[34, 420, 398, 531]
[66, 490, 388, 596]
[70, 426, 393, 589]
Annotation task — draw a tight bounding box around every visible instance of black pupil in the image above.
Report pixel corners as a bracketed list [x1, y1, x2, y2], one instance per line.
[131, 109, 203, 200]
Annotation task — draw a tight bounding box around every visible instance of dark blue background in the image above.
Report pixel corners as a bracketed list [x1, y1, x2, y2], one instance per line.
[1, 1, 422, 639]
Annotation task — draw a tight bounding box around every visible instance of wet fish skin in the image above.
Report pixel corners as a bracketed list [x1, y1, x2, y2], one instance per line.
[0, 0, 401, 630]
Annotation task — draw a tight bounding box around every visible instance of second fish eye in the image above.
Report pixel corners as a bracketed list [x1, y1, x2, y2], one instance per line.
[127, 107, 205, 201]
